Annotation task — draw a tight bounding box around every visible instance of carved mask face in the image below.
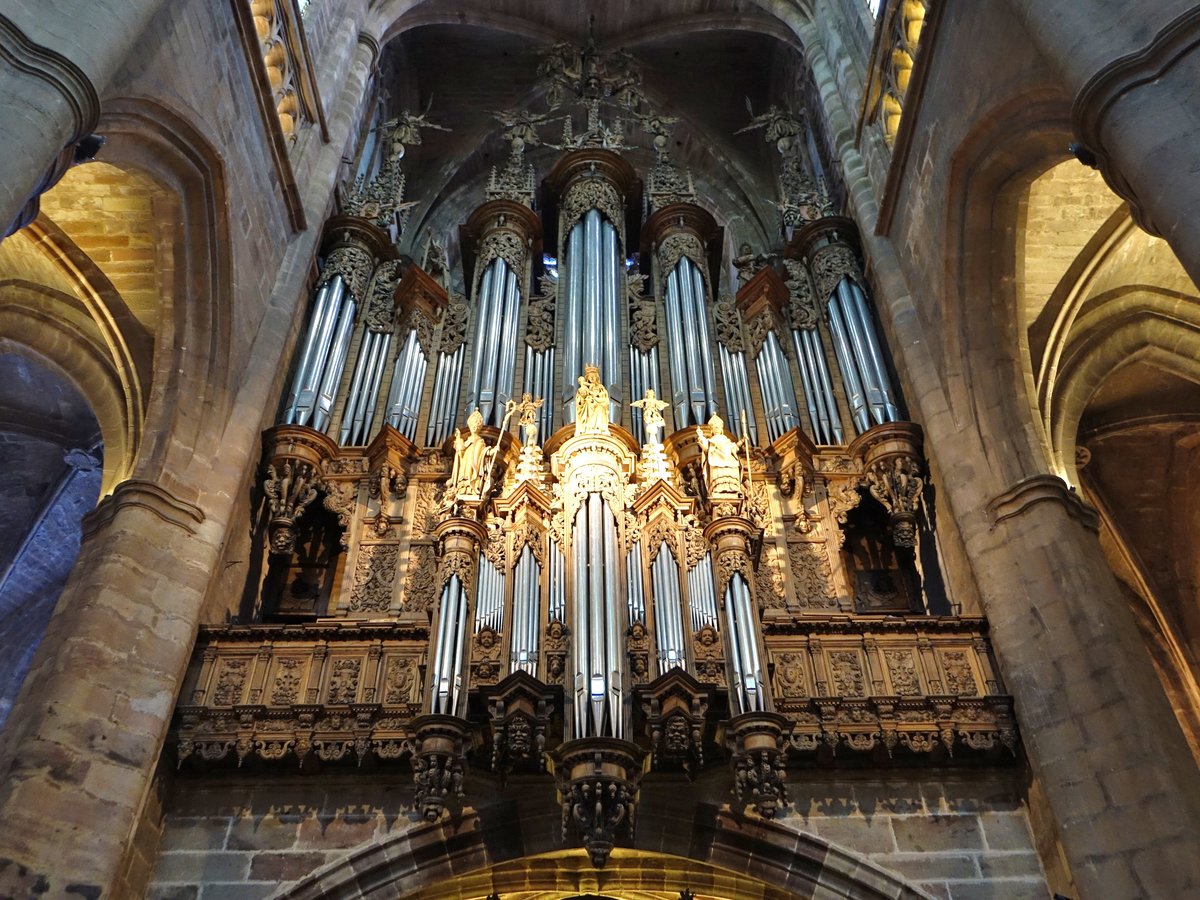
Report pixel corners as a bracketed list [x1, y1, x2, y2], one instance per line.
[664, 715, 690, 753]
[507, 716, 533, 756]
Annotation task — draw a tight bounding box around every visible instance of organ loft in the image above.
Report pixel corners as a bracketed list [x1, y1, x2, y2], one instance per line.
[3, 1, 1200, 898]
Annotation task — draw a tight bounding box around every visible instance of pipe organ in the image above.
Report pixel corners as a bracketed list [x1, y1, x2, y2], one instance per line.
[181, 100, 1016, 868]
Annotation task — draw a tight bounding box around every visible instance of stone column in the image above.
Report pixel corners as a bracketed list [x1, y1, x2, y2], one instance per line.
[0, 3, 169, 234]
[802, 22, 1200, 896]
[0, 480, 211, 897]
[1007, 1, 1200, 287]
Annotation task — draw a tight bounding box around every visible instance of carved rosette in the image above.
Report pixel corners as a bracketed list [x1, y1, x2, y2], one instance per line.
[853, 422, 925, 549]
[725, 711, 792, 819]
[262, 425, 340, 556]
[409, 714, 471, 822]
[549, 738, 648, 867]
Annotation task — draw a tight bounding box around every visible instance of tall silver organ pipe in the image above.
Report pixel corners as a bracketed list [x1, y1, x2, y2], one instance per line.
[548, 538, 566, 624]
[468, 259, 522, 426]
[340, 327, 393, 445]
[571, 493, 624, 740]
[664, 256, 717, 427]
[561, 209, 622, 425]
[651, 545, 686, 675]
[791, 326, 843, 444]
[688, 552, 719, 632]
[283, 275, 357, 430]
[719, 345, 759, 445]
[754, 330, 799, 442]
[425, 343, 464, 446]
[627, 540, 647, 625]
[430, 573, 469, 716]
[384, 329, 428, 442]
[826, 277, 899, 433]
[474, 555, 505, 634]
[723, 572, 765, 714]
[510, 545, 542, 676]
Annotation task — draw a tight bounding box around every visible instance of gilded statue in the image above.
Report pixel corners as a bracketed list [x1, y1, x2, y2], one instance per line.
[574, 365, 610, 435]
[631, 387, 669, 444]
[449, 408, 488, 497]
[697, 412, 746, 496]
[507, 392, 545, 447]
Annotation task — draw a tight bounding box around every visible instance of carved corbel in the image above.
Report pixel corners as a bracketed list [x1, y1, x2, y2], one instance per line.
[409, 714, 471, 821]
[851, 422, 926, 549]
[725, 711, 792, 819]
[635, 669, 712, 779]
[548, 738, 648, 867]
[262, 425, 340, 555]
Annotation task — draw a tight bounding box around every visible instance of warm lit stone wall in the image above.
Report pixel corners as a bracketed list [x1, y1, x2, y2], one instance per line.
[147, 768, 1049, 899]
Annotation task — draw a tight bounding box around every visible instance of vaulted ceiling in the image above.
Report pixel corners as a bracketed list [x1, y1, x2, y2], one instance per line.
[372, 0, 815, 266]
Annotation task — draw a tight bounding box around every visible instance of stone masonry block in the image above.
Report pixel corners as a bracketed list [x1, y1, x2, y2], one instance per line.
[891, 815, 984, 853]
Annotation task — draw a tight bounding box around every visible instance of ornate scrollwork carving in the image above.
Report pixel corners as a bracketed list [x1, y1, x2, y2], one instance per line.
[317, 243, 375, 299]
[713, 292, 744, 352]
[525, 274, 557, 351]
[365, 260, 401, 332]
[628, 272, 658, 352]
[321, 479, 357, 549]
[439, 295, 469, 353]
[477, 228, 528, 291]
[809, 242, 861, 302]
[787, 540, 838, 609]
[657, 231, 707, 289]
[561, 177, 624, 240]
[755, 546, 787, 610]
[347, 543, 399, 613]
[783, 259, 819, 331]
[403, 544, 438, 612]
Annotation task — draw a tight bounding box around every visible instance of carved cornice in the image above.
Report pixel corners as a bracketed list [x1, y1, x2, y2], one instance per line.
[82, 478, 205, 540]
[986, 473, 1100, 533]
[0, 14, 100, 145]
[1072, 7, 1200, 237]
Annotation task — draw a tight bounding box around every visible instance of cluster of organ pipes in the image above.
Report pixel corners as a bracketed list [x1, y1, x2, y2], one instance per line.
[273, 142, 911, 743]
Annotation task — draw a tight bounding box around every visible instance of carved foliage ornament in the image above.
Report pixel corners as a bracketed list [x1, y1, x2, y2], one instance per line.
[264, 462, 321, 556]
[787, 541, 838, 609]
[783, 259, 819, 331]
[658, 232, 707, 290]
[525, 275, 557, 351]
[439, 295, 469, 353]
[347, 543, 398, 613]
[365, 260, 400, 332]
[865, 455, 924, 548]
[561, 178, 624, 243]
[477, 229, 528, 296]
[809, 242, 861, 303]
[317, 243, 375, 299]
[714, 293, 744, 352]
[628, 273, 658, 353]
[404, 544, 438, 612]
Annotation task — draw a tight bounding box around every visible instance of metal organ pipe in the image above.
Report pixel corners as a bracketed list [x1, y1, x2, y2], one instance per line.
[755, 330, 798, 442]
[627, 540, 647, 626]
[792, 327, 843, 444]
[724, 572, 765, 714]
[571, 493, 624, 740]
[562, 210, 622, 423]
[663, 257, 718, 428]
[312, 293, 358, 433]
[385, 329, 428, 442]
[511, 545, 541, 676]
[842, 278, 900, 425]
[720, 344, 759, 446]
[826, 292, 870, 434]
[426, 344, 464, 446]
[283, 276, 356, 429]
[469, 259, 523, 426]
[340, 327, 392, 445]
[651, 546, 685, 674]
[688, 552, 719, 633]
[431, 575, 468, 716]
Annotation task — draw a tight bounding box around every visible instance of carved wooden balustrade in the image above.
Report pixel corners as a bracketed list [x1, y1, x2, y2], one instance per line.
[172, 615, 1014, 769]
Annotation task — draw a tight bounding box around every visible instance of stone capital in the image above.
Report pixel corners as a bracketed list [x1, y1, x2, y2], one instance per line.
[985, 473, 1099, 533]
[81, 478, 205, 540]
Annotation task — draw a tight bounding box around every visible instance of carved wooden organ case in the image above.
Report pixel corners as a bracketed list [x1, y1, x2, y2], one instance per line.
[175, 142, 1017, 865]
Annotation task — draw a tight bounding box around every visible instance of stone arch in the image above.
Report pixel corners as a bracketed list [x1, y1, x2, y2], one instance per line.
[279, 803, 927, 900]
[90, 95, 234, 487]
